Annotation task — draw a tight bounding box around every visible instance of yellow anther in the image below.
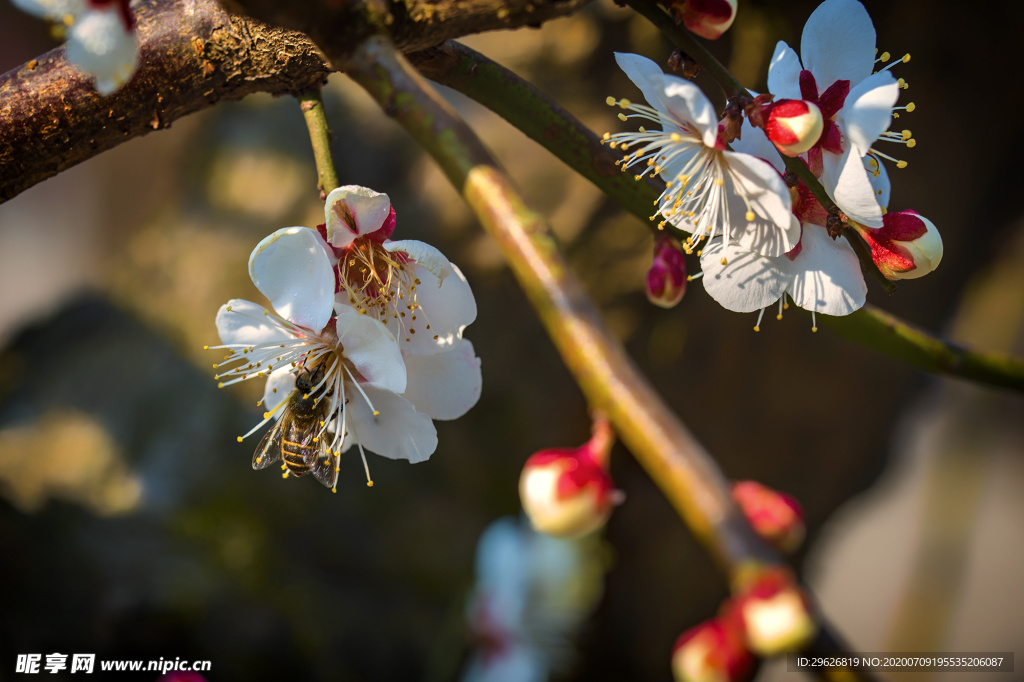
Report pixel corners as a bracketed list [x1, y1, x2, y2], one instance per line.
[617, 113, 627, 121]
[618, 98, 632, 109]
[373, 410, 380, 416]
[218, 382, 224, 388]
[905, 102, 916, 112]
[906, 139, 916, 148]
[776, 313, 783, 321]
[745, 210, 755, 222]
[225, 305, 232, 311]
[812, 326, 819, 332]
[635, 174, 643, 181]
[713, 179, 725, 187]
[896, 160, 908, 169]
[753, 326, 760, 332]
[879, 51, 891, 62]
[282, 471, 289, 479]
[203, 345, 209, 350]
[367, 481, 374, 487]
[332, 487, 337, 493]
[902, 53, 911, 63]
[236, 436, 243, 443]
[670, 133, 682, 143]
[898, 78, 908, 89]
[605, 96, 616, 106]
[602, 132, 610, 141]
[638, 126, 647, 133]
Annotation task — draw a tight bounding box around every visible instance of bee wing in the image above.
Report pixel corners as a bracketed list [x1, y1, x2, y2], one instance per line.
[253, 419, 284, 470]
[307, 443, 338, 490]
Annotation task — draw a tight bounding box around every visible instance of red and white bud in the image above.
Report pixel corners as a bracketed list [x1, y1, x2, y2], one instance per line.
[854, 210, 942, 280]
[735, 570, 817, 656]
[646, 234, 688, 308]
[765, 100, 823, 157]
[731, 481, 805, 553]
[671, 614, 756, 682]
[519, 416, 619, 538]
[665, 0, 738, 40]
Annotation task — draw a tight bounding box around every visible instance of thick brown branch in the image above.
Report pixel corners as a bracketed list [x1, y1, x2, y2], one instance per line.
[0, 0, 590, 203]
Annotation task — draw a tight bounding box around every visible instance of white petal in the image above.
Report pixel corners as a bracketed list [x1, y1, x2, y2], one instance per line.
[766, 42, 803, 101]
[324, 185, 392, 248]
[66, 7, 138, 95]
[867, 155, 890, 210]
[730, 119, 785, 174]
[837, 71, 898, 154]
[262, 367, 295, 416]
[700, 240, 787, 313]
[12, 0, 86, 20]
[391, 263, 478, 355]
[216, 299, 293, 346]
[614, 52, 675, 121]
[403, 339, 482, 420]
[784, 226, 866, 315]
[724, 151, 798, 256]
[344, 388, 437, 463]
[334, 307, 407, 394]
[658, 77, 719, 147]
[248, 226, 335, 331]
[801, 0, 876, 88]
[822, 148, 883, 227]
[383, 239, 454, 282]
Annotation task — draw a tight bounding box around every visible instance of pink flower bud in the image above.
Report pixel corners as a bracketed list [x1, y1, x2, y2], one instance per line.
[665, 0, 738, 40]
[765, 100, 824, 157]
[671, 614, 756, 682]
[735, 570, 817, 656]
[646, 234, 688, 309]
[731, 481, 805, 553]
[855, 210, 942, 280]
[519, 417, 619, 538]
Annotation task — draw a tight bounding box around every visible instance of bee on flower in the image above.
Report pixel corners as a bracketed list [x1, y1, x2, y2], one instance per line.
[208, 186, 482, 490]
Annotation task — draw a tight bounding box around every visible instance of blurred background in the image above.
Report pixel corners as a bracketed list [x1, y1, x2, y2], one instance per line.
[1, 0, 1022, 679]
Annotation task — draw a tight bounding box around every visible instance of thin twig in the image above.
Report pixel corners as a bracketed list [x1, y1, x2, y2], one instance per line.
[413, 41, 1024, 394]
[297, 90, 339, 198]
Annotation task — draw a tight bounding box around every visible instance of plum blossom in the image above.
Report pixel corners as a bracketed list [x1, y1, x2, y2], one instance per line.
[698, 124, 869, 329]
[461, 516, 604, 682]
[604, 53, 800, 258]
[661, 0, 737, 40]
[765, 0, 913, 227]
[13, 0, 138, 94]
[210, 196, 482, 486]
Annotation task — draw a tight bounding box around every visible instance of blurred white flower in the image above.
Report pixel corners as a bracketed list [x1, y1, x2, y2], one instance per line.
[14, 0, 138, 95]
[462, 517, 605, 682]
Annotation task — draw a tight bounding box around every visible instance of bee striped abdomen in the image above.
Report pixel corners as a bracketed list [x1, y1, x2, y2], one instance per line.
[281, 420, 317, 477]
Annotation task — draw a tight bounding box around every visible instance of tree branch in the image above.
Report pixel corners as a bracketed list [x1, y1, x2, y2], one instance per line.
[0, 0, 591, 204]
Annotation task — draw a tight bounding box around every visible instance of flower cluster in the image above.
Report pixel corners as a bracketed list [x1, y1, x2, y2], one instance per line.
[209, 186, 482, 491]
[14, 0, 138, 94]
[609, 0, 942, 330]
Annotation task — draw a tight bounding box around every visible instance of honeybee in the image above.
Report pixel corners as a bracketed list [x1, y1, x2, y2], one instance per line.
[252, 362, 339, 490]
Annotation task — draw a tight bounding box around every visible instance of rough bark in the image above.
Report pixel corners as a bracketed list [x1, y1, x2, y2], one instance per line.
[0, 0, 590, 203]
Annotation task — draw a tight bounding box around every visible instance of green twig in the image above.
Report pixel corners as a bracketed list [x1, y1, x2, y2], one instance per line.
[297, 89, 339, 198]
[415, 41, 1024, 394]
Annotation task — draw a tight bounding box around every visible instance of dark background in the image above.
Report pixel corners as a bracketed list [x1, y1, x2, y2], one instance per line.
[1, 0, 1022, 680]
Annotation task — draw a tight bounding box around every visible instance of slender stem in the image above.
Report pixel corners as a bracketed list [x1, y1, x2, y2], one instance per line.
[298, 89, 339, 198]
[344, 33, 878, 680]
[414, 41, 1024, 393]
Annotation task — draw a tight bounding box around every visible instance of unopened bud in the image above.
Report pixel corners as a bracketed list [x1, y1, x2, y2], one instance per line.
[854, 210, 942, 280]
[519, 416, 620, 538]
[765, 100, 823, 156]
[735, 569, 817, 656]
[731, 481, 805, 553]
[664, 0, 738, 40]
[672, 615, 756, 682]
[646, 234, 688, 308]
